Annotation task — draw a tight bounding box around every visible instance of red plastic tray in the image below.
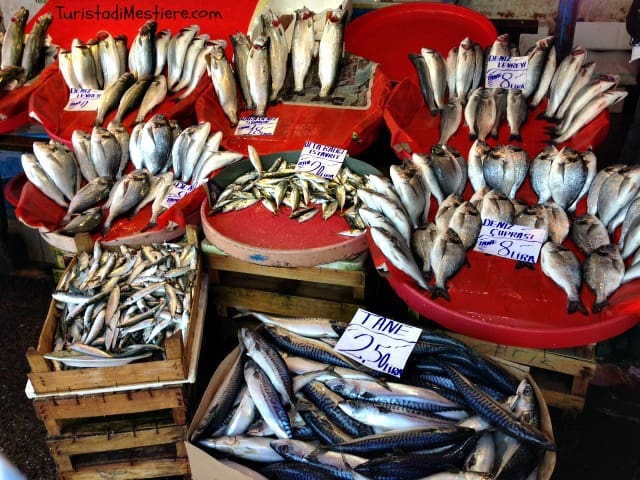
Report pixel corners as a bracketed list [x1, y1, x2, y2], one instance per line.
[194, 66, 392, 157]
[384, 76, 610, 160]
[345, 3, 497, 83]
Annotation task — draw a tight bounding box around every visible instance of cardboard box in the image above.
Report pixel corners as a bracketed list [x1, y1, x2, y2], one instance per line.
[185, 345, 557, 480]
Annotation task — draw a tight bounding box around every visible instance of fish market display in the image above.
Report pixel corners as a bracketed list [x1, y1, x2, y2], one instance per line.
[22, 117, 242, 235]
[209, 147, 366, 229]
[410, 34, 626, 145]
[57, 20, 217, 126]
[192, 312, 555, 480]
[44, 240, 199, 367]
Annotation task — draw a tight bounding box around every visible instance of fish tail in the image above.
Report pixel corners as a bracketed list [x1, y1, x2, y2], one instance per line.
[568, 299, 589, 316]
[469, 132, 477, 141]
[431, 286, 451, 302]
[509, 133, 523, 142]
[429, 108, 439, 116]
[536, 112, 549, 121]
[592, 299, 609, 313]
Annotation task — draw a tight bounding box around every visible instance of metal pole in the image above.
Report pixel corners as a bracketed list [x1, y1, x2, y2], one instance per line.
[556, 0, 580, 61]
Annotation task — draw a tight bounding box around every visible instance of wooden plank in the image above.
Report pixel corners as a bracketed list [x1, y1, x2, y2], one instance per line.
[539, 388, 586, 411]
[58, 458, 190, 480]
[212, 286, 360, 321]
[206, 253, 366, 287]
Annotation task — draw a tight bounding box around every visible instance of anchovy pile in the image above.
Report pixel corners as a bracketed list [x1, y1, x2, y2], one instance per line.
[192, 311, 555, 480]
[0, 7, 55, 92]
[58, 20, 218, 126]
[22, 117, 242, 234]
[44, 240, 199, 367]
[411, 34, 626, 146]
[211, 146, 367, 228]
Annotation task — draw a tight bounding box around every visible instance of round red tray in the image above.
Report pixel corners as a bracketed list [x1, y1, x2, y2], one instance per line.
[345, 3, 498, 83]
[201, 151, 381, 267]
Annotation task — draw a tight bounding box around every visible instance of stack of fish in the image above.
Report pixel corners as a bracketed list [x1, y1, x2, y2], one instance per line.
[21, 117, 242, 234]
[192, 311, 555, 480]
[0, 7, 56, 93]
[59, 20, 217, 126]
[210, 4, 348, 125]
[210, 146, 366, 227]
[43, 239, 199, 367]
[411, 34, 627, 145]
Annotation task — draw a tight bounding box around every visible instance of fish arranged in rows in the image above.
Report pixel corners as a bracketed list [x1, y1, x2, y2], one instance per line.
[44, 240, 198, 367]
[22, 117, 242, 234]
[192, 311, 555, 480]
[0, 7, 55, 93]
[58, 20, 217, 126]
[412, 34, 626, 146]
[210, 146, 366, 227]
[210, 4, 348, 125]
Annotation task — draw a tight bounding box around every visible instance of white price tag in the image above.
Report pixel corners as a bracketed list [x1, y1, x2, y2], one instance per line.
[473, 218, 547, 264]
[235, 116, 279, 136]
[334, 309, 422, 377]
[162, 180, 198, 208]
[485, 55, 529, 90]
[64, 88, 103, 111]
[296, 140, 347, 180]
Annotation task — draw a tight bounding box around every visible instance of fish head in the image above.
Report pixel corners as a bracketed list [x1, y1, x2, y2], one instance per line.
[12, 7, 30, 25]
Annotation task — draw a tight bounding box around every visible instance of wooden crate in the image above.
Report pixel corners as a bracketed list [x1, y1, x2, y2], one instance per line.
[448, 332, 597, 412]
[26, 232, 206, 395]
[204, 240, 367, 322]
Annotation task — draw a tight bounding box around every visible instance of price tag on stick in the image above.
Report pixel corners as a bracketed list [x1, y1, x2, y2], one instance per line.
[334, 309, 422, 377]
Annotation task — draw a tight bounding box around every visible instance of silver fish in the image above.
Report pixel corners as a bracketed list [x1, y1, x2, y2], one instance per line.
[131, 20, 157, 80]
[430, 228, 467, 301]
[21, 153, 68, 207]
[472, 42, 484, 90]
[21, 12, 53, 79]
[435, 194, 463, 233]
[135, 74, 167, 124]
[129, 122, 145, 170]
[468, 139, 490, 192]
[154, 29, 172, 77]
[543, 201, 570, 244]
[114, 35, 128, 76]
[449, 201, 481, 249]
[94, 72, 136, 126]
[262, 10, 288, 102]
[64, 176, 113, 220]
[208, 44, 239, 126]
[555, 60, 596, 121]
[548, 147, 587, 210]
[421, 47, 447, 111]
[230, 32, 254, 107]
[1, 7, 28, 69]
[317, 7, 346, 100]
[411, 153, 445, 205]
[97, 31, 121, 89]
[474, 88, 496, 142]
[290, 7, 315, 96]
[530, 145, 558, 204]
[557, 74, 619, 134]
[545, 45, 587, 119]
[506, 89, 527, 142]
[583, 244, 625, 313]
[58, 50, 80, 89]
[513, 204, 549, 242]
[103, 169, 151, 230]
[430, 144, 466, 198]
[389, 163, 428, 229]
[455, 37, 475, 102]
[177, 121, 211, 183]
[370, 226, 430, 291]
[32, 142, 77, 201]
[445, 46, 458, 98]
[71, 129, 98, 182]
[177, 40, 214, 101]
[490, 88, 507, 139]
[439, 97, 463, 146]
[139, 113, 173, 174]
[464, 431, 495, 474]
[568, 149, 597, 212]
[480, 189, 514, 223]
[530, 44, 556, 108]
[411, 222, 438, 278]
[197, 436, 283, 463]
[483, 144, 529, 199]
[587, 164, 626, 216]
[358, 188, 412, 245]
[246, 35, 271, 116]
[91, 126, 122, 179]
[193, 149, 243, 184]
[62, 206, 104, 235]
[87, 39, 104, 89]
[522, 35, 554, 99]
[167, 25, 199, 90]
[172, 34, 209, 93]
[114, 77, 151, 123]
[71, 40, 100, 90]
[464, 87, 482, 139]
[620, 212, 640, 259]
[597, 167, 640, 227]
[619, 196, 640, 252]
[107, 120, 130, 179]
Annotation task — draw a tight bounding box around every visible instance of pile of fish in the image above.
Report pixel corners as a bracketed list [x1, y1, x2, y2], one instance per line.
[192, 311, 555, 480]
[43, 239, 199, 368]
[59, 20, 218, 125]
[210, 4, 348, 124]
[21, 117, 242, 234]
[0, 7, 56, 93]
[411, 34, 627, 145]
[210, 146, 366, 228]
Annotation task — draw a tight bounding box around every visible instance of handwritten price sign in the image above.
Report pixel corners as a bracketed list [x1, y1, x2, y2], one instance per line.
[235, 116, 279, 136]
[485, 55, 529, 90]
[64, 88, 103, 111]
[473, 218, 547, 264]
[334, 309, 421, 377]
[162, 180, 198, 208]
[296, 140, 347, 179]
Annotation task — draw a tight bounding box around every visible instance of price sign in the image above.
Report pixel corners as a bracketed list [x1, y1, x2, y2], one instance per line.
[473, 218, 547, 264]
[235, 116, 279, 136]
[334, 309, 422, 377]
[485, 55, 528, 90]
[296, 140, 347, 180]
[64, 88, 103, 111]
[162, 180, 198, 208]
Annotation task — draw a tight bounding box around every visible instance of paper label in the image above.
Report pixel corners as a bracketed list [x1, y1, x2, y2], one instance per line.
[63, 88, 103, 111]
[473, 218, 547, 264]
[162, 180, 197, 208]
[235, 116, 279, 136]
[296, 140, 347, 179]
[485, 55, 529, 90]
[334, 309, 421, 378]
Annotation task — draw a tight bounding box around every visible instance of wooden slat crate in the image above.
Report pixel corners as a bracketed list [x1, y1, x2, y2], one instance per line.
[26, 231, 205, 395]
[204, 240, 368, 322]
[448, 332, 597, 412]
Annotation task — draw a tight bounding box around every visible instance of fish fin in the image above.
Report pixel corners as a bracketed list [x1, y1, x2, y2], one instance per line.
[431, 286, 451, 301]
[536, 112, 549, 121]
[592, 300, 608, 313]
[568, 299, 589, 316]
[509, 133, 523, 142]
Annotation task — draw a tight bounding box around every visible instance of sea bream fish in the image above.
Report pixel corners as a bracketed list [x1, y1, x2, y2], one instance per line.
[541, 242, 587, 315]
[430, 228, 468, 301]
[103, 169, 151, 230]
[583, 244, 625, 313]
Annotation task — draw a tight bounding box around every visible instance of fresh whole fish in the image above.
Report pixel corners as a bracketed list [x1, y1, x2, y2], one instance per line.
[491, 88, 507, 139]
[506, 89, 527, 142]
[587, 164, 626, 216]
[479, 189, 514, 223]
[94, 72, 136, 126]
[198, 436, 283, 463]
[145, 172, 175, 229]
[230, 32, 254, 108]
[246, 35, 271, 116]
[71, 130, 98, 182]
[177, 40, 214, 101]
[448, 201, 481, 249]
[544, 45, 587, 119]
[154, 29, 172, 77]
[32, 142, 77, 201]
[114, 77, 151, 123]
[135, 74, 167, 124]
[208, 44, 239, 126]
[103, 169, 151, 230]
[474, 88, 496, 142]
[619, 196, 640, 252]
[290, 8, 316, 95]
[167, 25, 200, 89]
[1, 7, 29, 69]
[410, 52, 437, 115]
[97, 31, 122, 89]
[483, 144, 529, 199]
[131, 20, 157, 80]
[262, 10, 288, 102]
[411, 153, 445, 205]
[555, 60, 596, 121]
[523, 36, 554, 99]
[64, 176, 113, 221]
[571, 213, 610, 256]
[21, 12, 53, 79]
[548, 147, 588, 210]
[529, 145, 557, 204]
[446, 46, 458, 98]
[430, 144, 467, 197]
[439, 97, 463, 146]
[411, 223, 438, 278]
[0, 65, 26, 91]
[316, 7, 346, 100]
[597, 167, 640, 227]
[543, 201, 570, 244]
[71, 39, 100, 90]
[435, 194, 463, 233]
[129, 122, 145, 170]
[430, 228, 468, 301]
[421, 48, 447, 111]
[530, 45, 556, 108]
[91, 126, 122, 179]
[139, 113, 172, 174]
[107, 120, 130, 179]
[464, 88, 482, 140]
[172, 34, 209, 93]
[357, 188, 412, 245]
[389, 163, 428, 229]
[58, 50, 80, 89]
[583, 244, 625, 313]
[468, 139, 490, 192]
[21, 153, 68, 207]
[455, 37, 476, 103]
[62, 207, 104, 235]
[540, 242, 587, 315]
